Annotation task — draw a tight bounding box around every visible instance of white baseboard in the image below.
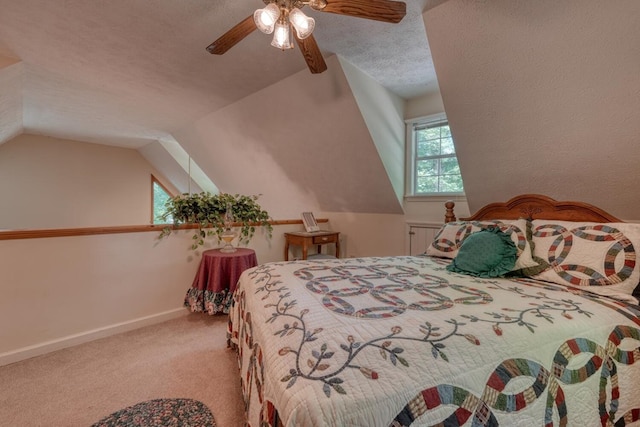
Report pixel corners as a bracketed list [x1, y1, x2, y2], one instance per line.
[0, 308, 189, 367]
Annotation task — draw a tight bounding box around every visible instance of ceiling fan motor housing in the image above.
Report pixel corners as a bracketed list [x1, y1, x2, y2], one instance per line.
[263, 0, 328, 11]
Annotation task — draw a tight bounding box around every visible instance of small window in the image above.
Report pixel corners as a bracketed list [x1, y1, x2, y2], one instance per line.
[407, 114, 464, 196]
[152, 175, 173, 224]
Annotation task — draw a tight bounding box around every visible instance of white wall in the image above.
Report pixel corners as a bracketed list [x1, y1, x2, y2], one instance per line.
[0, 60, 22, 144]
[321, 212, 407, 258]
[404, 196, 469, 223]
[0, 134, 177, 229]
[315, 83, 470, 260]
[173, 55, 402, 218]
[339, 56, 405, 209]
[0, 231, 196, 364]
[405, 91, 445, 120]
[403, 91, 470, 225]
[0, 80, 464, 367]
[424, 0, 640, 220]
[0, 200, 461, 368]
[0, 222, 306, 366]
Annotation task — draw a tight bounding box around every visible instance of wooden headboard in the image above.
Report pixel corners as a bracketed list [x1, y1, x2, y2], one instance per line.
[445, 194, 622, 223]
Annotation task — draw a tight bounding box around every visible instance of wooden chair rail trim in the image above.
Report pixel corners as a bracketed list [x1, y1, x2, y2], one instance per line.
[0, 218, 328, 241]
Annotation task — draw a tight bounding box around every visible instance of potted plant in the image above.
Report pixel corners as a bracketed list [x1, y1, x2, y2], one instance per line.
[159, 192, 272, 250]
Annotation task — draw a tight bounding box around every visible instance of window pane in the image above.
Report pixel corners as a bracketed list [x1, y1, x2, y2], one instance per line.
[441, 137, 455, 155]
[421, 127, 442, 140]
[410, 119, 464, 195]
[416, 175, 438, 193]
[417, 139, 441, 157]
[416, 159, 438, 177]
[153, 181, 172, 224]
[415, 130, 428, 146]
[440, 156, 460, 175]
[439, 174, 464, 192]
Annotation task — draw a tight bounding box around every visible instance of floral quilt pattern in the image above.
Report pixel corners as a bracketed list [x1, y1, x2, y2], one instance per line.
[228, 256, 640, 427]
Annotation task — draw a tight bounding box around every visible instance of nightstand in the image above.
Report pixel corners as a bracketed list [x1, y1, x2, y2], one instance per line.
[284, 231, 340, 261]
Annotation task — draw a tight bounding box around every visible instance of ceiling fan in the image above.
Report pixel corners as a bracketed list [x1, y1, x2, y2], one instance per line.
[206, 0, 407, 74]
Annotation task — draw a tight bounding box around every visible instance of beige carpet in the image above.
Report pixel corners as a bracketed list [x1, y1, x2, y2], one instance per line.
[0, 314, 245, 427]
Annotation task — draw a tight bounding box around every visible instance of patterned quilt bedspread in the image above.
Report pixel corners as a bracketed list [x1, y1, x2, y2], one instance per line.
[228, 255, 640, 426]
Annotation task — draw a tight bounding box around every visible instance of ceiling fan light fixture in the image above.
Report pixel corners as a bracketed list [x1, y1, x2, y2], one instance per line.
[254, 3, 280, 34]
[289, 7, 315, 39]
[271, 19, 294, 50]
[208, 0, 407, 74]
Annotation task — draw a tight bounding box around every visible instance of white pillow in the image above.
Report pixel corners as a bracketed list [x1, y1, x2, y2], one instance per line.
[426, 219, 538, 271]
[529, 220, 640, 300]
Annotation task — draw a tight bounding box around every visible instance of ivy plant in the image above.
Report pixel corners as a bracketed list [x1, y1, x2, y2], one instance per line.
[159, 192, 272, 249]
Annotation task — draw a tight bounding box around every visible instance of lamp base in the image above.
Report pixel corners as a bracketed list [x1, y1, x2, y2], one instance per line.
[219, 244, 237, 253]
[220, 230, 237, 253]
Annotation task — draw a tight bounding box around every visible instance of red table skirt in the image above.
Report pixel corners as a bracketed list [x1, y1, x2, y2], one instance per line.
[185, 248, 258, 315]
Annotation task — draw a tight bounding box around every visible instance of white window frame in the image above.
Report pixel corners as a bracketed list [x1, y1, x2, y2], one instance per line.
[151, 174, 174, 224]
[405, 113, 465, 200]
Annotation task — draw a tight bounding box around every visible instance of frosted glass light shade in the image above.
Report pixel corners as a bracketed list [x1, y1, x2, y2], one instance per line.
[289, 8, 315, 39]
[271, 21, 293, 50]
[254, 3, 280, 34]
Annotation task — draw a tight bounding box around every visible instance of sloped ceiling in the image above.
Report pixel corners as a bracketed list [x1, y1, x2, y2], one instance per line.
[0, 0, 439, 217]
[174, 55, 403, 218]
[0, 0, 435, 149]
[0, 45, 21, 144]
[424, 0, 640, 220]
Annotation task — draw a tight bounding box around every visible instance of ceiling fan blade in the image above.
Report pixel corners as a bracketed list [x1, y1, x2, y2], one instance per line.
[319, 0, 406, 23]
[294, 33, 328, 74]
[206, 15, 257, 55]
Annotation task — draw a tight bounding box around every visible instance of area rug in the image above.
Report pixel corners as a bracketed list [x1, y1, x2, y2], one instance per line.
[91, 398, 216, 427]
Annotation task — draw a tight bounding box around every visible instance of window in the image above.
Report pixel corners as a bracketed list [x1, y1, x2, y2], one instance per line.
[407, 114, 464, 196]
[152, 175, 173, 224]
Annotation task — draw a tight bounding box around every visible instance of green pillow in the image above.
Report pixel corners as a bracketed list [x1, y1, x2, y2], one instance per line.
[446, 227, 517, 277]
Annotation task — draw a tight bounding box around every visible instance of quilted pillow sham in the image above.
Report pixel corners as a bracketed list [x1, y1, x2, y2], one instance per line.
[426, 219, 538, 271]
[528, 220, 640, 301]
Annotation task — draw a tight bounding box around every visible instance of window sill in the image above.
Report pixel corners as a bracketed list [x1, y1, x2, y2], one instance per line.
[404, 194, 467, 203]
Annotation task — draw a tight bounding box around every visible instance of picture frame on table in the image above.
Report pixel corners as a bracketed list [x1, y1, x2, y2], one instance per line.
[301, 212, 320, 232]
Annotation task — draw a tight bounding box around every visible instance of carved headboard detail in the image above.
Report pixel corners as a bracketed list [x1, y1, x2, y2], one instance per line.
[445, 194, 622, 223]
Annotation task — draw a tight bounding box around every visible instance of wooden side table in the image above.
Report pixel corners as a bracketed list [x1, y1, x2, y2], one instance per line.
[284, 231, 340, 260]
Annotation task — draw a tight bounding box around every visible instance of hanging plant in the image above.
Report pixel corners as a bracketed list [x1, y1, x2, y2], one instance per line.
[159, 192, 273, 250]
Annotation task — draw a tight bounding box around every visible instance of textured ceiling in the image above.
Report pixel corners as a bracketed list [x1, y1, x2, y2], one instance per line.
[0, 0, 438, 149]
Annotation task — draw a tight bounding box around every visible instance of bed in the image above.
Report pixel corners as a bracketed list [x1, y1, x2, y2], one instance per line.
[228, 194, 640, 426]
